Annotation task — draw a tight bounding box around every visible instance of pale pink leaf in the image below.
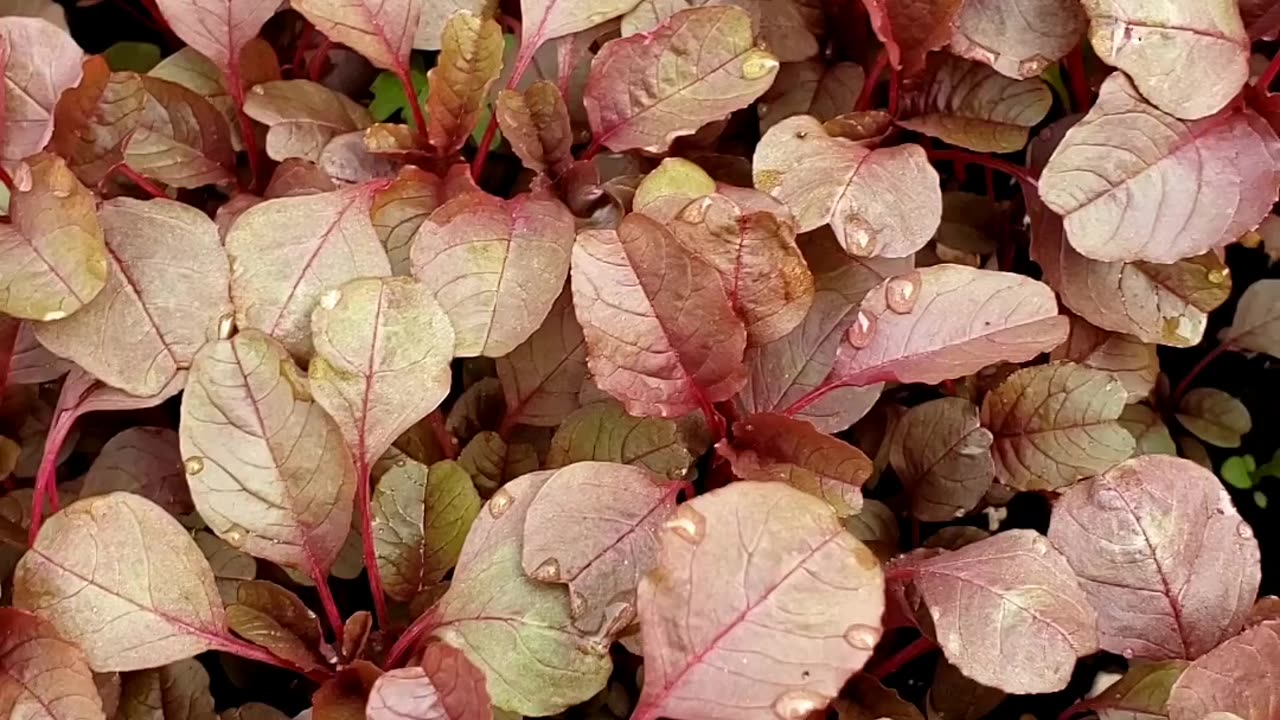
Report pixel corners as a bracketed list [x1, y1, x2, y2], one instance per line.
[1049, 455, 1262, 661]
[1221, 278, 1280, 358]
[292, 0, 421, 72]
[365, 644, 492, 720]
[1050, 315, 1159, 402]
[1167, 620, 1280, 720]
[862, 0, 965, 77]
[0, 608, 105, 720]
[0, 17, 83, 167]
[243, 80, 373, 163]
[519, 0, 641, 54]
[621, 0, 820, 63]
[890, 397, 994, 522]
[2, 322, 71, 386]
[153, 0, 276, 73]
[495, 287, 588, 428]
[948, 0, 1087, 79]
[79, 427, 193, 517]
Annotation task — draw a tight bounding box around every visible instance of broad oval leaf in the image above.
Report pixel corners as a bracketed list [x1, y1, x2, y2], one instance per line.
[1175, 388, 1251, 448]
[948, 0, 1087, 79]
[496, 81, 573, 175]
[583, 7, 778, 153]
[226, 580, 322, 667]
[900, 529, 1098, 694]
[427, 11, 505, 154]
[13, 493, 226, 672]
[1038, 73, 1280, 264]
[153, 0, 276, 73]
[571, 213, 747, 418]
[1082, 0, 1248, 119]
[718, 412, 869, 517]
[1048, 455, 1262, 661]
[366, 644, 491, 720]
[1167, 620, 1280, 720]
[757, 61, 864, 132]
[0, 153, 106, 322]
[35, 198, 232, 397]
[226, 183, 392, 359]
[179, 330, 357, 573]
[410, 190, 574, 358]
[621, 0, 821, 64]
[862, 0, 965, 77]
[0, 17, 83, 167]
[79, 427, 192, 517]
[495, 288, 588, 428]
[981, 361, 1134, 491]
[545, 401, 701, 480]
[1221, 278, 1280, 359]
[522, 461, 678, 634]
[633, 481, 885, 720]
[121, 110, 234, 190]
[519, 0, 639, 52]
[292, 0, 420, 72]
[310, 277, 456, 473]
[832, 264, 1069, 387]
[754, 115, 940, 258]
[897, 54, 1051, 153]
[0, 608, 105, 720]
[1050, 316, 1158, 402]
[890, 397, 994, 522]
[372, 459, 481, 602]
[1119, 404, 1178, 457]
[243, 80, 373, 163]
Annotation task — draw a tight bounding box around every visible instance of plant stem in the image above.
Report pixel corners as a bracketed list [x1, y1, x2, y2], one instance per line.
[866, 636, 936, 680]
[1056, 699, 1090, 720]
[356, 459, 391, 630]
[1258, 52, 1280, 95]
[385, 611, 436, 668]
[926, 149, 1037, 190]
[1172, 340, 1234, 407]
[113, 163, 167, 199]
[211, 635, 332, 682]
[309, 39, 334, 83]
[887, 67, 900, 117]
[0, 321, 18, 401]
[292, 25, 314, 78]
[311, 569, 345, 648]
[472, 46, 539, 179]
[781, 381, 846, 418]
[427, 410, 458, 459]
[396, 63, 430, 146]
[0, 164, 13, 193]
[1064, 46, 1091, 112]
[855, 51, 888, 112]
[226, 65, 264, 194]
[29, 404, 79, 543]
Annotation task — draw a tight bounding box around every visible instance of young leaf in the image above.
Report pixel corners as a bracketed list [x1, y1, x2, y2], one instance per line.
[738, 232, 908, 432]
[122, 116, 234, 189]
[0, 17, 84, 168]
[896, 54, 1052, 153]
[0, 608, 105, 720]
[1220, 278, 1280, 359]
[1048, 456, 1262, 660]
[243, 80, 373, 163]
[427, 11, 504, 155]
[366, 644, 491, 720]
[621, 0, 820, 63]
[179, 330, 357, 574]
[1175, 387, 1251, 449]
[148, 40, 281, 152]
[432, 471, 613, 716]
[372, 459, 481, 602]
[225, 580, 323, 668]
[571, 213, 747, 418]
[1038, 73, 1280, 264]
[1050, 316, 1158, 402]
[319, 130, 401, 184]
[116, 659, 215, 720]
[496, 81, 573, 175]
[757, 61, 865, 133]
[152, 0, 276, 76]
[34, 198, 231, 397]
[495, 288, 588, 428]
[948, 0, 1087, 79]
[1081, 0, 1248, 119]
[522, 461, 679, 634]
[583, 7, 778, 153]
[832, 264, 1069, 387]
[545, 401, 700, 480]
[754, 116, 940, 258]
[897, 530, 1098, 693]
[862, 0, 966, 77]
[371, 166, 444, 275]
[264, 158, 337, 198]
[52, 58, 144, 186]
[1220, 455, 1257, 490]
[79, 427, 192, 517]
[0, 153, 106, 322]
[457, 431, 539, 495]
[310, 277, 456, 475]
[225, 184, 392, 359]
[633, 482, 885, 720]
[410, 190, 574, 357]
[2, 322, 71, 386]
[1083, 661, 1189, 720]
[925, 658, 1005, 720]
[890, 397, 994, 522]
[1120, 404, 1178, 457]
[981, 362, 1134, 491]
[292, 0, 420, 73]
[718, 413, 870, 517]
[13, 493, 226, 672]
[1166, 620, 1280, 720]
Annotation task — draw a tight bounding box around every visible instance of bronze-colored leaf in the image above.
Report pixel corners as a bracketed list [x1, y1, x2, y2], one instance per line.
[115, 659, 215, 720]
[371, 166, 443, 275]
[496, 81, 573, 175]
[1050, 315, 1158, 403]
[243, 80, 373, 163]
[0, 607, 105, 720]
[495, 287, 588, 429]
[891, 397, 994, 522]
[545, 401, 702, 480]
[1175, 388, 1251, 448]
[948, 0, 1087, 79]
[427, 11, 505, 154]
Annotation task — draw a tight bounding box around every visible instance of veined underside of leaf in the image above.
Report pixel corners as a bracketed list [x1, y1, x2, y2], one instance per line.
[0, 17, 83, 167]
[35, 198, 232, 397]
[948, 0, 1087, 79]
[753, 115, 940, 258]
[292, 0, 420, 72]
[366, 644, 491, 720]
[243, 80, 373, 163]
[583, 6, 778, 153]
[0, 153, 106, 322]
[496, 81, 573, 175]
[153, 0, 277, 74]
[179, 330, 356, 574]
[225, 183, 392, 359]
[571, 213, 747, 418]
[0, 608, 106, 720]
[832, 264, 1069, 388]
[1221, 278, 1280, 358]
[633, 481, 885, 720]
[862, 0, 966, 77]
[1038, 73, 1280, 264]
[371, 166, 444, 275]
[496, 287, 588, 428]
[427, 11, 504, 154]
[981, 361, 1135, 491]
[416, 0, 487, 50]
[122, 113, 234, 189]
[1082, 661, 1188, 720]
[1081, 0, 1248, 120]
[890, 397, 994, 522]
[2, 322, 71, 386]
[1049, 456, 1261, 661]
[1050, 315, 1158, 402]
[411, 189, 575, 357]
[1167, 620, 1280, 720]
[757, 61, 865, 132]
[13, 493, 226, 672]
[621, 0, 821, 63]
[264, 158, 336, 198]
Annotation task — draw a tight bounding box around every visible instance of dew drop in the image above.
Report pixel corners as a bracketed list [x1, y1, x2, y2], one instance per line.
[225, 530, 244, 544]
[679, 196, 713, 224]
[184, 456, 204, 475]
[842, 216, 876, 256]
[846, 311, 876, 348]
[1237, 520, 1254, 540]
[1121, 648, 1134, 660]
[319, 289, 342, 310]
[1018, 56, 1049, 78]
[531, 557, 562, 582]
[885, 271, 922, 314]
[842, 623, 880, 650]
[216, 313, 235, 339]
[41, 309, 68, 322]
[1030, 535, 1050, 556]
[772, 690, 826, 720]
[488, 488, 514, 518]
[958, 427, 994, 456]
[741, 49, 779, 80]
[1207, 268, 1228, 285]
[569, 591, 588, 620]
[664, 506, 707, 545]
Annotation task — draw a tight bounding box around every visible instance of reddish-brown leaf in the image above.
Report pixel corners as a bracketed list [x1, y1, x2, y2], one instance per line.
[292, 0, 420, 72]
[79, 427, 193, 517]
[890, 397, 994, 522]
[372, 166, 444, 275]
[427, 11, 505, 154]
[757, 61, 864, 132]
[0, 608, 105, 720]
[495, 81, 573, 175]
[1050, 316, 1159, 402]
[1167, 620, 1280, 720]
[366, 644, 492, 720]
[0, 17, 83, 168]
[862, 0, 966, 77]
[243, 80, 373, 163]
[495, 287, 588, 428]
[948, 0, 1087, 79]
[621, 0, 820, 63]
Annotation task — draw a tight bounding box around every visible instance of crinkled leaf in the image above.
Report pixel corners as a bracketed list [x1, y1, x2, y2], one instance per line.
[13, 493, 226, 672]
[891, 397, 994, 522]
[243, 80, 372, 163]
[179, 330, 357, 573]
[53, 58, 150, 186]
[621, 0, 819, 63]
[981, 361, 1134, 491]
[122, 117, 233, 189]
[1175, 388, 1251, 448]
[115, 659, 215, 720]
[0, 153, 106, 322]
[310, 277, 456, 474]
[1038, 73, 1280, 264]
[457, 431, 540, 496]
[718, 413, 869, 517]
[34, 198, 231, 397]
[1081, 0, 1248, 119]
[899, 530, 1098, 693]
[446, 378, 505, 445]
[496, 81, 572, 175]
[0, 17, 83, 167]
[634, 481, 885, 720]
[897, 54, 1051, 153]
[862, 0, 965, 77]
[545, 401, 700, 480]
[833, 264, 1069, 387]
[319, 130, 400, 184]
[757, 61, 864, 133]
[79, 428, 192, 517]
[948, 0, 1085, 79]
[372, 166, 444, 275]
[1119, 404, 1178, 456]
[410, 189, 573, 357]
[754, 115, 940, 258]
[584, 7, 778, 153]
[1050, 316, 1158, 402]
[1220, 278, 1280, 358]
[427, 11, 504, 154]
[226, 183, 392, 359]
[292, 0, 420, 72]
[1049, 455, 1262, 660]
[0, 608, 105, 720]
[1166, 620, 1280, 720]
[495, 288, 587, 428]
[571, 213, 747, 418]
[372, 459, 481, 602]
[366, 644, 491, 720]
[225, 605, 323, 672]
[152, 0, 276, 73]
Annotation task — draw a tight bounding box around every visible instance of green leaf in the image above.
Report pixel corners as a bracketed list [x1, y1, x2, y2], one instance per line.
[368, 67, 429, 124]
[103, 42, 162, 73]
[1041, 63, 1072, 112]
[1256, 449, 1280, 479]
[1220, 455, 1256, 490]
[1253, 490, 1269, 509]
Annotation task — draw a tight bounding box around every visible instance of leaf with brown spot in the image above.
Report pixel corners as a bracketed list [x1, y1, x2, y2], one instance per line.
[372, 166, 444, 275]
[0, 17, 83, 168]
[948, 0, 1087, 79]
[1050, 316, 1159, 402]
[1175, 388, 1251, 448]
[862, 0, 966, 77]
[0, 608, 105, 720]
[243, 80, 372, 163]
[891, 397, 994, 522]
[366, 644, 492, 720]
[496, 81, 573, 175]
[427, 11, 504, 154]
[495, 287, 588, 429]
[79, 427, 193, 517]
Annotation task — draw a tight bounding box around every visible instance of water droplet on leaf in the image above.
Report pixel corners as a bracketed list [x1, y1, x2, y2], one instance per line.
[842, 623, 880, 650]
[569, 590, 588, 619]
[842, 216, 875, 256]
[184, 457, 204, 475]
[41, 309, 68, 322]
[664, 506, 706, 544]
[772, 690, 826, 719]
[216, 313, 235, 339]
[846, 311, 876, 348]
[1122, 648, 1134, 659]
[1237, 520, 1254, 540]
[531, 557, 562, 582]
[319, 289, 342, 310]
[679, 196, 713, 224]
[1030, 535, 1049, 556]
[741, 49, 779, 80]
[885, 271, 922, 314]
[489, 488, 514, 518]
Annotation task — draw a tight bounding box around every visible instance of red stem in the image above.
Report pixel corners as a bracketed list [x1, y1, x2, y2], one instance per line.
[309, 39, 334, 83]
[1172, 340, 1234, 407]
[926, 149, 1037, 190]
[781, 381, 847, 418]
[855, 51, 888, 112]
[866, 636, 936, 680]
[311, 569, 345, 648]
[427, 410, 458, 460]
[1258, 51, 1280, 95]
[0, 322, 18, 400]
[1064, 46, 1092, 112]
[887, 67, 900, 117]
[29, 410, 76, 544]
[211, 635, 332, 682]
[473, 45, 540, 179]
[356, 459, 391, 630]
[397, 65, 429, 145]
[0, 164, 14, 193]
[291, 25, 314, 78]
[1056, 700, 1090, 720]
[226, 65, 264, 194]
[111, 0, 162, 32]
[113, 163, 167, 199]
[386, 610, 436, 668]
